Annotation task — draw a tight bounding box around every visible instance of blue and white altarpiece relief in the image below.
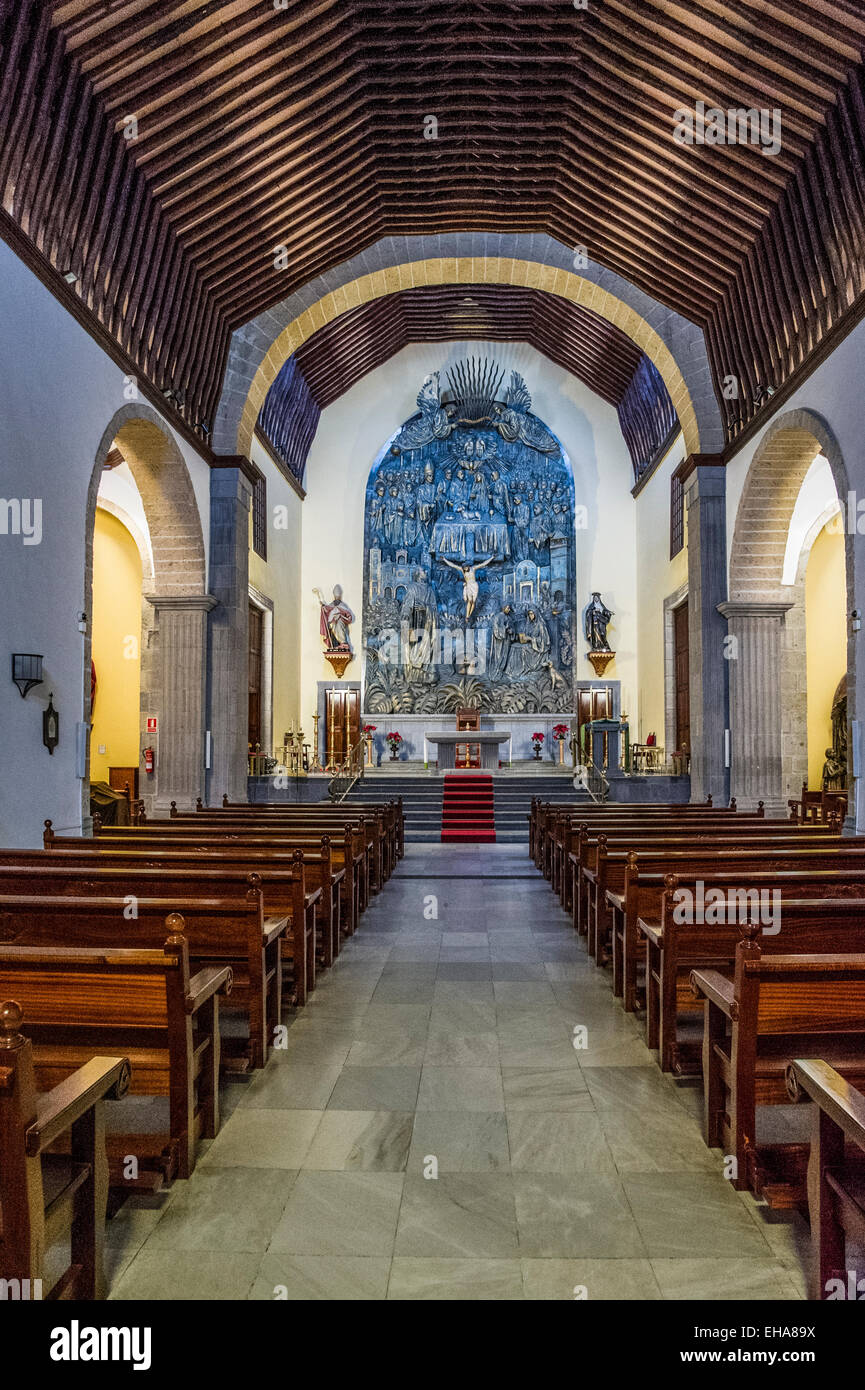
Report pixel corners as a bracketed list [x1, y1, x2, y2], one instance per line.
[362, 360, 575, 715]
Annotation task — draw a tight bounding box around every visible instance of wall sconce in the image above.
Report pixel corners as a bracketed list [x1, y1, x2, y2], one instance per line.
[852, 609, 861, 633]
[43, 693, 59, 755]
[12, 653, 44, 698]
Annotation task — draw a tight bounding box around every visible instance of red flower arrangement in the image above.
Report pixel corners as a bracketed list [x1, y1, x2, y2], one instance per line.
[363, 724, 377, 735]
[531, 731, 545, 744]
[385, 731, 403, 750]
[552, 723, 569, 741]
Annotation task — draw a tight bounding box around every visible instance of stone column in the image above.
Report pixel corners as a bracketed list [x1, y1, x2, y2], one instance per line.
[206, 460, 255, 806]
[717, 600, 793, 815]
[145, 594, 217, 813]
[681, 456, 729, 804]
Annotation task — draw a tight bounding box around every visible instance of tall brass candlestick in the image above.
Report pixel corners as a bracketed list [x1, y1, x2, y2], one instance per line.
[312, 711, 321, 770]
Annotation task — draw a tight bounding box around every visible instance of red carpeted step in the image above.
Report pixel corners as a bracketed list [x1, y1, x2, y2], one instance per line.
[441, 774, 495, 842]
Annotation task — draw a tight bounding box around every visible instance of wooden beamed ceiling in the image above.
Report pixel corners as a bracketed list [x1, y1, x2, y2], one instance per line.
[256, 284, 679, 485]
[1, 0, 864, 448]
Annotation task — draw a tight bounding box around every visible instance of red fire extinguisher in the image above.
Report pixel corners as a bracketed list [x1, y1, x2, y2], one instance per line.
[144, 747, 155, 775]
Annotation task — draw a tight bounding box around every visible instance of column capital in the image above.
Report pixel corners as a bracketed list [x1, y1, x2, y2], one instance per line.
[675, 452, 725, 486]
[145, 593, 219, 613]
[717, 600, 794, 619]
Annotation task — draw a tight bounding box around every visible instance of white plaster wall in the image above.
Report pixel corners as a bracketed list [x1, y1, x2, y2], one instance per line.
[0, 242, 211, 847]
[299, 341, 639, 728]
[249, 436, 303, 753]
[634, 433, 688, 744]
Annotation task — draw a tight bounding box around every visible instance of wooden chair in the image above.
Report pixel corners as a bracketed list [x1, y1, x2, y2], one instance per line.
[0, 1000, 129, 1300]
[787, 1058, 865, 1300]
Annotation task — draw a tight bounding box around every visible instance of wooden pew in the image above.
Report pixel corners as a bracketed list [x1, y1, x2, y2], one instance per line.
[0, 886, 286, 1071]
[0, 856, 316, 1010]
[43, 822, 350, 966]
[556, 809, 772, 913]
[211, 795, 405, 875]
[691, 933, 865, 1204]
[610, 854, 865, 1015]
[577, 826, 850, 959]
[0, 923, 231, 1187]
[641, 886, 865, 1075]
[786, 1058, 865, 1300]
[530, 795, 724, 871]
[0, 1000, 129, 1300]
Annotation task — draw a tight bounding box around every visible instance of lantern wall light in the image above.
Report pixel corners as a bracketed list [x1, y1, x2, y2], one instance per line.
[12, 653, 44, 698]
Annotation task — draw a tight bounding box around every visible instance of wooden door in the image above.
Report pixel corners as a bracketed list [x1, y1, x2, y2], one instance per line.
[325, 688, 360, 764]
[577, 687, 612, 761]
[248, 604, 263, 751]
[673, 600, 690, 754]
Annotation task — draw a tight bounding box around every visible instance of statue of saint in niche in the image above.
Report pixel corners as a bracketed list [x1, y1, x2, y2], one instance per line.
[584, 592, 613, 652]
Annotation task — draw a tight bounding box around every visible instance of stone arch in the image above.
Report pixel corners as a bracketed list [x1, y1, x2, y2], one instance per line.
[84, 405, 212, 818]
[233, 257, 704, 461]
[722, 408, 854, 817]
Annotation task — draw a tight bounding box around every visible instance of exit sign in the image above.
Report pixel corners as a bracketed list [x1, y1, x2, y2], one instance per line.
[146, 716, 158, 734]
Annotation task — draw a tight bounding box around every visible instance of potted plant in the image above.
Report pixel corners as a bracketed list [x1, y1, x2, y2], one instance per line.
[385, 731, 403, 761]
[363, 723, 377, 767]
[531, 730, 545, 760]
[552, 722, 569, 765]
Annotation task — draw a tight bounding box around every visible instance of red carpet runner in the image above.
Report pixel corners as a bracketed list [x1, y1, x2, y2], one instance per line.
[441, 774, 496, 843]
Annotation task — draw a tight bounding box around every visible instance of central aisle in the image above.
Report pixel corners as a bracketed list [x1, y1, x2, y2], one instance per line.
[107, 844, 807, 1301]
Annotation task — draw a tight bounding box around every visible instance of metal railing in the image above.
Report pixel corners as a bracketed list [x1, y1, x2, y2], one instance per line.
[328, 736, 366, 802]
[582, 753, 609, 803]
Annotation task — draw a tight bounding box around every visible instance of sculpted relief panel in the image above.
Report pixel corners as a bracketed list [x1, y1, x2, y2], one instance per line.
[362, 361, 575, 714]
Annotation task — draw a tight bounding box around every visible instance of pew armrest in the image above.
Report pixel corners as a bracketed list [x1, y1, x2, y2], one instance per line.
[690, 968, 734, 1014]
[637, 915, 662, 947]
[187, 964, 233, 1013]
[263, 914, 289, 946]
[305, 888, 323, 910]
[787, 1059, 865, 1152]
[26, 1055, 131, 1156]
[606, 890, 625, 911]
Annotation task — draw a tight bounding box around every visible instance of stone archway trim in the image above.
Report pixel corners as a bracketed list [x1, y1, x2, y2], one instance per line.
[234, 257, 703, 461]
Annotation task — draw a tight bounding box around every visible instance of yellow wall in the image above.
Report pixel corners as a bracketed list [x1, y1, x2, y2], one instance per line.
[90, 508, 142, 781]
[806, 521, 847, 786]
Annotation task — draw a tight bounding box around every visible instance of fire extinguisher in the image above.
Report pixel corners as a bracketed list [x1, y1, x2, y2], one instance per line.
[144, 747, 155, 775]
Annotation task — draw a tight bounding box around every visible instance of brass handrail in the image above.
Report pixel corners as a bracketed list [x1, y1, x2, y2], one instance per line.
[328, 736, 366, 802]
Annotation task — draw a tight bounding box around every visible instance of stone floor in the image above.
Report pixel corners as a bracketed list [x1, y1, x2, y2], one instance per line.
[106, 844, 810, 1301]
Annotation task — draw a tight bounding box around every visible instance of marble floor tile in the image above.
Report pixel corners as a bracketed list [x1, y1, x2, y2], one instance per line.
[408, 1111, 511, 1173]
[521, 1257, 662, 1301]
[388, 1257, 524, 1300]
[514, 1173, 647, 1259]
[423, 1031, 500, 1067]
[395, 1175, 519, 1257]
[650, 1257, 802, 1301]
[141, 1167, 296, 1252]
[327, 1065, 421, 1112]
[501, 1067, 593, 1112]
[417, 1065, 505, 1112]
[110, 1249, 261, 1300]
[303, 1110, 413, 1170]
[507, 1112, 617, 1174]
[344, 1036, 427, 1067]
[199, 1109, 323, 1170]
[623, 1173, 774, 1259]
[269, 1172, 404, 1255]
[237, 1063, 342, 1110]
[250, 1254, 391, 1301]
